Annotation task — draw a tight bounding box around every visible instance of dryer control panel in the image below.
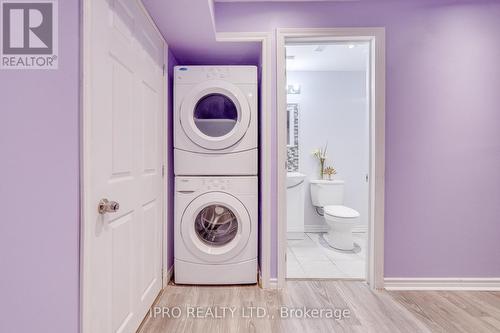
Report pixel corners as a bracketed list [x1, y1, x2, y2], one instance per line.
[174, 66, 257, 85]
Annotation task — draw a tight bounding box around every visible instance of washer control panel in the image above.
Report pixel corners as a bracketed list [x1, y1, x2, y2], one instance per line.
[203, 178, 230, 191]
[175, 177, 257, 195]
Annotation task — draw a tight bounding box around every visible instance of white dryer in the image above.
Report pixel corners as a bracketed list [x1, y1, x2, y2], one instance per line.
[174, 176, 258, 285]
[174, 66, 258, 176]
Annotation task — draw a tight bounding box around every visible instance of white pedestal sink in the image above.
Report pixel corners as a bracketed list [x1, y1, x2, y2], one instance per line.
[287, 172, 306, 240]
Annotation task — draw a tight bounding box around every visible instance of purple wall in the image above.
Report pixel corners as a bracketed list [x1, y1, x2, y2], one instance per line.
[167, 50, 179, 270]
[0, 1, 80, 332]
[214, 0, 500, 278]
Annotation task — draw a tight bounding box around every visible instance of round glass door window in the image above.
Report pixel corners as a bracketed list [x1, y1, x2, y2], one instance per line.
[193, 94, 238, 137]
[194, 204, 238, 246]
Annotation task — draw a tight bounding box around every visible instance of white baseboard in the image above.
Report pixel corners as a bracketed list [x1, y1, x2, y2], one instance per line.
[384, 278, 500, 291]
[163, 266, 173, 288]
[304, 224, 329, 233]
[287, 231, 305, 240]
[352, 225, 368, 233]
[258, 271, 279, 289]
[305, 224, 368, 233]
[268, 278, 278, 289]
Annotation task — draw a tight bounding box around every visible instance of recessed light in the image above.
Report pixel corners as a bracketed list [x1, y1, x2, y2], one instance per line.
[348, 44, 355, 49]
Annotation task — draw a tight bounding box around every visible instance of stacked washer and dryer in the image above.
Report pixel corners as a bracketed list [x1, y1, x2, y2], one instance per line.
[174, 66, 258, 285]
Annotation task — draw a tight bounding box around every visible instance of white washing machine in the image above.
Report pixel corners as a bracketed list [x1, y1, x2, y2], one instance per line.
[174, 66, 258, 176]
[174, 176, 258, 285]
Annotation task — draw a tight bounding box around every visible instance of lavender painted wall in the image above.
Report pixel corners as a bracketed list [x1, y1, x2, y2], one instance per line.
[214, 0, 500, 278]
[0, 1, 80, 332]
[167, 50, 179, 270]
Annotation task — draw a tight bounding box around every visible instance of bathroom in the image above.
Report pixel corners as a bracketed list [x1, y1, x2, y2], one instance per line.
[286, 41, 370, 279]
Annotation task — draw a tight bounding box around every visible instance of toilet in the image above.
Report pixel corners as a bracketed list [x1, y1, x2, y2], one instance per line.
[310, 180, 360, 251]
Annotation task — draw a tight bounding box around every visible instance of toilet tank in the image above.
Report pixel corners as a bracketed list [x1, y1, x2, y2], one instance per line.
[310, 180, 345, 207]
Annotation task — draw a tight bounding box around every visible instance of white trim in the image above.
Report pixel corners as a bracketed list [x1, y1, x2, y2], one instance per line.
[81, 1, 168, 332]
[303, 224, 367, 233]
[268, 278, 279, 289]
[163, 266, 174, 287]
[276, 28, 386, 290]
[80, 2, 91, 332]
[259, 273, 279, 290]
[277, 29, 287, 290]
[384, 278, 500, 291]
[352, 225, 369, 233]
[138, 0, 166, 40]
[216, 32, 273, 289]
[257, 272, 278, 289]
[287, 232, 305, 240]
[304, 224, 330, 233]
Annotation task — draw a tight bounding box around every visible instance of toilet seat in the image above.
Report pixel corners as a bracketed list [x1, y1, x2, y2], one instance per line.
[322, 205, 359, 251]
[324, 205, 360, 219]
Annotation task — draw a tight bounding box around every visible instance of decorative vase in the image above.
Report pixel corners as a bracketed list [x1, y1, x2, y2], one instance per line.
[319, 158, 325, 180]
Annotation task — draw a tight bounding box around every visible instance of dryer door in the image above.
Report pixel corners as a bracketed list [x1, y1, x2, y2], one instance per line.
[180, 192, 251, 263]
[180, 80, 251, 150]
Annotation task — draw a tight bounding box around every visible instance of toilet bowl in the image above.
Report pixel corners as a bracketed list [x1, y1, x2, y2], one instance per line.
[310, 180, 360, 251]
[323, 205, 359, 250]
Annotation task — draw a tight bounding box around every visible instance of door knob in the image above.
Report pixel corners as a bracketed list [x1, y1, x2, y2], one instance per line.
[98, 199, 120, 214]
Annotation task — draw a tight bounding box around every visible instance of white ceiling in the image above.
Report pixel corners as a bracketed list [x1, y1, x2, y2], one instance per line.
[286, 43, 369, 71]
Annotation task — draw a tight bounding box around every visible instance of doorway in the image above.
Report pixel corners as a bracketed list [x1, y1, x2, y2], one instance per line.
[285, 41, 370, 279]
[276, 28, 386, 288]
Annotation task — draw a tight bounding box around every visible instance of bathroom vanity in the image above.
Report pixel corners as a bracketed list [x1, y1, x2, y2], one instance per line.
[286, 172, 306, 239]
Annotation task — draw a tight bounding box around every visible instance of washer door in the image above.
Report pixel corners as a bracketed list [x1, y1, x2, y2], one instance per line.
[181, 192, 251, 263]
[180, 80, 251, 150]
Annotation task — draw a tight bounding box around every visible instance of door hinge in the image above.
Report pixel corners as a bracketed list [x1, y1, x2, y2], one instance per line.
[162, 165, 165, 177]
[162, 64, 166, 76]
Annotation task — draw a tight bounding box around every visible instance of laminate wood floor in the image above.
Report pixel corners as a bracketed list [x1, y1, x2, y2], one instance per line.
[139, 280, 500, 333]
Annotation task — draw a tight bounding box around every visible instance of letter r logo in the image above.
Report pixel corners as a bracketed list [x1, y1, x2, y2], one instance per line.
[2, 1, 54, 55]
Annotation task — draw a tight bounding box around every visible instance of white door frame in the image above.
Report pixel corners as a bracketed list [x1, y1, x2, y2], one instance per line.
[80, 0, 169, 331]
[276, 28, 386, 289]
[216, 32, 273, 288]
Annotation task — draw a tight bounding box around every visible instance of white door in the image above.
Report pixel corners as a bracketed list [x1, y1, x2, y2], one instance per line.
[83, 0, 165, 332]
[180, 81, 251, 150]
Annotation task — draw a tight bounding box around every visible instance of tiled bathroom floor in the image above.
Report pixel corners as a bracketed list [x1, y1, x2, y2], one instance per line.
[287, 232, 367, 279]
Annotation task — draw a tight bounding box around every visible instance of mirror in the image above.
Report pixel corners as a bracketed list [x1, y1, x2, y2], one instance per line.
[287, 103, 299, 171]
[287, 103, 298, 147]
